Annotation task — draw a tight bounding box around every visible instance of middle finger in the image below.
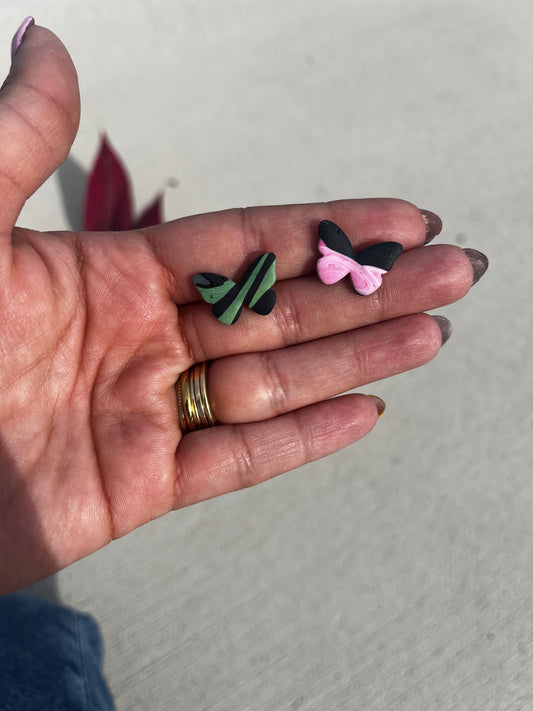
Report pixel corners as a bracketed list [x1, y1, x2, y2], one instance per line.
[179, 244, 472, 362]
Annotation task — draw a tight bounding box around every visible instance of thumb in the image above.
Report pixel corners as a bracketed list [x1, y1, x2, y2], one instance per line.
[0, 18, 80, 239]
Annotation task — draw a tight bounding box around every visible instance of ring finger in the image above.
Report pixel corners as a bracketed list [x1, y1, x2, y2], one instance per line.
[208, 312, 445, 424]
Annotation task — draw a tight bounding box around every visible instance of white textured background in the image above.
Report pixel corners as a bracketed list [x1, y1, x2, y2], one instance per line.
[2, 1, 533, 709]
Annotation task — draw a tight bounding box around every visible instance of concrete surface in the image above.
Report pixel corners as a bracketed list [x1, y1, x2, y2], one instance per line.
[2, 1, 533, 709]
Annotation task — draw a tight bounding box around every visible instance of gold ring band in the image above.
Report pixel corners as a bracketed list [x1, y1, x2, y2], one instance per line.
[176, 362, 218, 433]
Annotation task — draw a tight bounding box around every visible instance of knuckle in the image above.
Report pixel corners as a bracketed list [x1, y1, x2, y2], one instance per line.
[233, 429, 257, 490]
[292, 409, 314, 462]
[259, 351, 290, 416]
[178, 307, 206, 364]
[272, 296, 305, 347]
[237, 206, 267, 253]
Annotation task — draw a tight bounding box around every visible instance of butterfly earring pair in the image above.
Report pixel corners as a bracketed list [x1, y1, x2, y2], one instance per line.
[193, 221, 403, 325]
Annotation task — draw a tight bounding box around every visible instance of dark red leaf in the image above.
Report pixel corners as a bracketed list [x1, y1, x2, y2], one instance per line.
[83, 135, 133, 231]
[133, 193, 164, 229]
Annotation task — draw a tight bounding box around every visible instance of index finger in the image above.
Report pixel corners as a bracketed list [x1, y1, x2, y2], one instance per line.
[145, 198, 431, 304]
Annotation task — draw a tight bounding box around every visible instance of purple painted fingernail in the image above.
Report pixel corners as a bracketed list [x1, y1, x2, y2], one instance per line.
[11, 16, 34, 62]
[420, 209, 443, 244]
[463, 248, 489, 286]
[431, 315, 452, 347]
[367, 395, 386, 418]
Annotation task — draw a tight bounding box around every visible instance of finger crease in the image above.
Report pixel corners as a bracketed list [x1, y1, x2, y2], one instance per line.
[234, 428, 256, 490]
[0, 165, 26, 200]
[179, 309, 206, 365]
[20, 78, 76, 136]
[272, 296, 303, 347]
[4, 100, 55, 162]
[294, 408, 316, 463]
[259, 351, 290, 416]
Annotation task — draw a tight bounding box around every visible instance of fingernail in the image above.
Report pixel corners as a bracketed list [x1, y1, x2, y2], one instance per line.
[431, 315, 452, 346]
[367, 395, 386, 419]
[420, 209, 443, 244]
[463, 248, 489, 286]
[11, 16, 34, 62]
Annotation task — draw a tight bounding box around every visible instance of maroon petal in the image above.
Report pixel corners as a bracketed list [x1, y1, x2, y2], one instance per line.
[83, 135, 133, 231]
[133, 193, 164, 229]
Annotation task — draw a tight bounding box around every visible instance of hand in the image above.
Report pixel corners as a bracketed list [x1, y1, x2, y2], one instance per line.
[0, 23, 479, 593]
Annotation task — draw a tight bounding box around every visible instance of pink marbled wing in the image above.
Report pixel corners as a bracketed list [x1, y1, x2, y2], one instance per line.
[317, 239, 387, 296]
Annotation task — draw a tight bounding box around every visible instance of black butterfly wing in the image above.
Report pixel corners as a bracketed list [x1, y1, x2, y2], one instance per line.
[318, 220, 357, 259]
[250, 289, 276, 315]
[319, 220, 402, 271]
[354, 242, 403, 271]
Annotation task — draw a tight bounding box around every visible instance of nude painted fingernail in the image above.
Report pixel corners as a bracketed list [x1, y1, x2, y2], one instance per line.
[420, 210, 443, 244]
[11, 16, 34, 62]
[367, 395, 386, 418]
[463, 248, 489, 286]
[431, 315, 452, 346]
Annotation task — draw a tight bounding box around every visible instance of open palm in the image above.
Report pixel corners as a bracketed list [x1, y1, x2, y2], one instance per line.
[0, 25, 476, 593]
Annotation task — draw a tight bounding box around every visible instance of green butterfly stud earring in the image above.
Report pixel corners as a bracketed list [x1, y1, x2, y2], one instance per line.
[193, 253, 277, 326]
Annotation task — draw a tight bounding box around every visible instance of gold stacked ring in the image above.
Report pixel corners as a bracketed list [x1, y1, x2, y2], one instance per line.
[176, 361, 218, 433]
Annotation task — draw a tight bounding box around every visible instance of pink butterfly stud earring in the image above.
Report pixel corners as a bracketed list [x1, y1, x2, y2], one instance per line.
[317, 220, 403, 296]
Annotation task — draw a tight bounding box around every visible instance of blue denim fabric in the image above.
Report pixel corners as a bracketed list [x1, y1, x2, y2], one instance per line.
[0, 592, 115, 710]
